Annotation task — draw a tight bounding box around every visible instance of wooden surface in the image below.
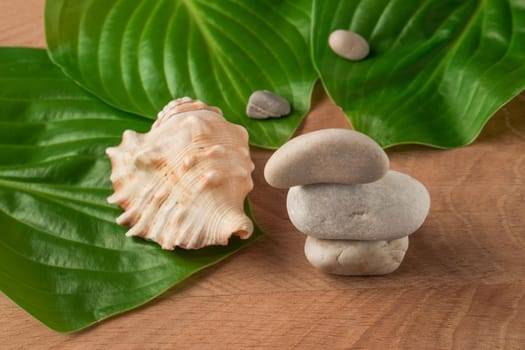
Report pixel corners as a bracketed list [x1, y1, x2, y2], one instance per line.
[1, 1, 524, 349]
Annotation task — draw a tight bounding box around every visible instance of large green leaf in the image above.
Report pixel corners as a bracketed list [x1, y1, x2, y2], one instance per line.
[312, 0, 525, 148]
[45, 0, 317, 149]
[0, 48, 264, 333]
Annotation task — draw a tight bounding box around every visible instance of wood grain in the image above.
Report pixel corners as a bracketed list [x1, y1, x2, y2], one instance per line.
[1, 2, 524, 349]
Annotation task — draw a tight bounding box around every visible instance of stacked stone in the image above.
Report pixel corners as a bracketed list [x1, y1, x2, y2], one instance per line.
[264, 129, 430, 276]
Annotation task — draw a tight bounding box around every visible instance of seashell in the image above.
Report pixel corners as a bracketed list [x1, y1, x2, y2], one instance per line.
[106, 97, 255, 250]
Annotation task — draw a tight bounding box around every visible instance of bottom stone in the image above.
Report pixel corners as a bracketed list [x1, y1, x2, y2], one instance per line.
[304, 236, 409, 276]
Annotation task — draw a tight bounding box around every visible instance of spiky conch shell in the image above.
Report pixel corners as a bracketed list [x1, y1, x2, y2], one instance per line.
[106, 97, 255, 250]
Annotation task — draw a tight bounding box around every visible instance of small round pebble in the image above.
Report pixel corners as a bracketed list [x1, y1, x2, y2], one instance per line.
[304, 236, 409, 276]
[246, 90, 291, 119]
[287, 170, 430, 241]
[264, 129, 389, 189]
[329, 29, 369, 61]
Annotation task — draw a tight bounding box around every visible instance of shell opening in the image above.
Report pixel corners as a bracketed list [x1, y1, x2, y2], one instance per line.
[233, 230, 250, 239]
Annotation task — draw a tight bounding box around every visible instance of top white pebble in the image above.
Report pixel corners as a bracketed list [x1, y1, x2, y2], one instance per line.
[329, 29, 369, 61]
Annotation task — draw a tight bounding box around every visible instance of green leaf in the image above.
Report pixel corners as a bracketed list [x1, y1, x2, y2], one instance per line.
[0, 48, 264, 333]
[45, 0, 317, 149]
[312, 0, 525, 148]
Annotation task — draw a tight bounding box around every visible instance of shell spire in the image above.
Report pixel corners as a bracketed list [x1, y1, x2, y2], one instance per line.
[106, 97, 255, 250]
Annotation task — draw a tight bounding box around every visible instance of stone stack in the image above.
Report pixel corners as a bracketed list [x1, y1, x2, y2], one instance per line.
[264, 129, 430, 276]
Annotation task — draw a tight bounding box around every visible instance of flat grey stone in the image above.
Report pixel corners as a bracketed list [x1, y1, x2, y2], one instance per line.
[304, 236, 408, 276]
[264, 129, 389, 188]
[246, 90, 291, 119]
[287, 170, 430, 240]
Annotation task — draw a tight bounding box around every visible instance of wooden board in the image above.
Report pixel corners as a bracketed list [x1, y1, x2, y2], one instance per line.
[1, 1, 524, 348]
